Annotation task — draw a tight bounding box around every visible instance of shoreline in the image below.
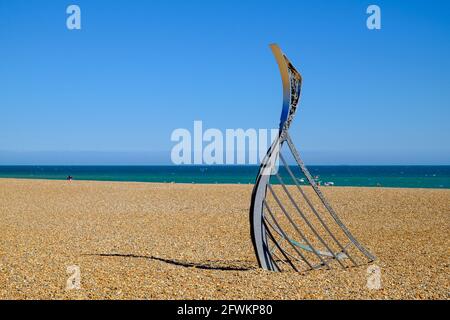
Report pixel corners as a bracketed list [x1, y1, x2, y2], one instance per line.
[0, 177, 449, 191]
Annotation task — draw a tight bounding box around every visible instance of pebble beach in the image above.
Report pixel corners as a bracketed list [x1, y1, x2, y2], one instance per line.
[0, 178, 448, 299]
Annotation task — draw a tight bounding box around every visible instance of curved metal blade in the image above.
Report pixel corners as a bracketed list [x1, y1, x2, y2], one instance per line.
[270, 44, 302, 132]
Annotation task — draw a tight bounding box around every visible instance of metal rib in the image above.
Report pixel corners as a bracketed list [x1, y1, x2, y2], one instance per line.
[278, 153, 357, 266]
[265, 219, 311, 268]
[262, 219, 298, 272]
[269, 235, 284, 254]
[264, 201, 314, 269]
[270, 252, 289, 270]
[285, 132, 375, 262]
[267, 184, 330, 269]
[275, 173, 347, 268]
[261, 228, 281, 272]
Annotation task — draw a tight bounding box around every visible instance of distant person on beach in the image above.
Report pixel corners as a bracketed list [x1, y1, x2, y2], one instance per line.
[67, 175, 73, 181]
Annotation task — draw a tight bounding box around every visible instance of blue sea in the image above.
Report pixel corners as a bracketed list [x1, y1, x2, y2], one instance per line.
[0, 165, 449, 189]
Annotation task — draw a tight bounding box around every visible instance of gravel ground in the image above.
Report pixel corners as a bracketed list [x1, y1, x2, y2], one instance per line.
[0, 178, 448, 299]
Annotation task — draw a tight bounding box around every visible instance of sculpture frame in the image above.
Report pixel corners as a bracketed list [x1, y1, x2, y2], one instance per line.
[249, 44, 375, 272]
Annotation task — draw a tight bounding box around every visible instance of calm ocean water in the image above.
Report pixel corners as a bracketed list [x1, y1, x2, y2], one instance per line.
[0, 165, 449, 189]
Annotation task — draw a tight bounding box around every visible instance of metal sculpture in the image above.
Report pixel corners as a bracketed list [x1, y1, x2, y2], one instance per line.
[249, 44, 375, 272]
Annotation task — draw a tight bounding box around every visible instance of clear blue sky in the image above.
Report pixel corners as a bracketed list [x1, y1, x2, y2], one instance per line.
[1, 0, 449, 164]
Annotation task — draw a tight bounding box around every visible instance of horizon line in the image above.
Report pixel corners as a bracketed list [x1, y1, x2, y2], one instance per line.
[1, 164, 450, 167]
